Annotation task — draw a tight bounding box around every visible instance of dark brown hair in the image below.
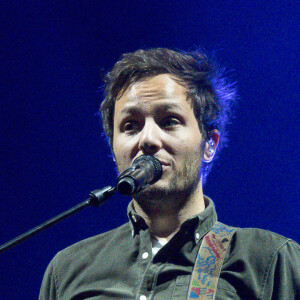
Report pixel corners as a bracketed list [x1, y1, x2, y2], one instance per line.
[100, 48, 237, 178]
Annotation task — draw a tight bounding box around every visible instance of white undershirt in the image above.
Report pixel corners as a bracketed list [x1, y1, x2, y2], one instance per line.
[151, 237, 168, 256]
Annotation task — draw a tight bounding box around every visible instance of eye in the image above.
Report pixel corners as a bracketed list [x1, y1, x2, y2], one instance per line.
[161, 117, 181, 129]
[124, 122, 134, 131]
[123, 120, 140, 133]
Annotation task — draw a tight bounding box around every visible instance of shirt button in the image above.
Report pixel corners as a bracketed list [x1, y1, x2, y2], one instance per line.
[140, 295, 147, 300]
[142, 252, 149, 259]
[196, 233, 200, 240]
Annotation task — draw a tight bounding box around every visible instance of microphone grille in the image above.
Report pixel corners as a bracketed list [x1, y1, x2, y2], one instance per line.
[133, 155, 162, 183]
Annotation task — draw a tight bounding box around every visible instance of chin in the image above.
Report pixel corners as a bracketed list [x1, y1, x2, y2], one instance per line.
[134, 183, 169, 200]
[134, 179, 183, 204]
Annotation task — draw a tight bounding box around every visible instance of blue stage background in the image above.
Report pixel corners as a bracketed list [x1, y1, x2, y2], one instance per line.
[1, 1, 299, 298]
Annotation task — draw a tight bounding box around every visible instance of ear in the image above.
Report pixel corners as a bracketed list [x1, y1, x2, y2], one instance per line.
[203, 129, 220, 162]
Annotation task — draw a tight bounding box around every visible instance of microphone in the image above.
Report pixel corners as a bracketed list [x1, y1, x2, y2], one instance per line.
[116, 155, 162, 195]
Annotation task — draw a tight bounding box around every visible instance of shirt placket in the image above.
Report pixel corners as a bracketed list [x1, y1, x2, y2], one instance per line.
[135, 228, 160, 300]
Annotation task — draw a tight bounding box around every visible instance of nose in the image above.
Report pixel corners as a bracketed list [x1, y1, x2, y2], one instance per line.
[138, 119, 163, 155]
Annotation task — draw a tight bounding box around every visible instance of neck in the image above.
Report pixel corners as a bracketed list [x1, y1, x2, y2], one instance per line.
[132, 179, 205, 241]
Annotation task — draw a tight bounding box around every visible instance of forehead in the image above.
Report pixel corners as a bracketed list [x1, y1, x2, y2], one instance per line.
[126, 74, 186, 99]
[114, 74, 190, 117]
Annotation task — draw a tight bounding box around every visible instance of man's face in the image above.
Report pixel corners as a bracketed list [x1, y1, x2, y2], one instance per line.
[113, 74, 204, 203]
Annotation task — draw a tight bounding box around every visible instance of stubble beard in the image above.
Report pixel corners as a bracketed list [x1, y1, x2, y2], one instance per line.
[133, 149, 203, 213]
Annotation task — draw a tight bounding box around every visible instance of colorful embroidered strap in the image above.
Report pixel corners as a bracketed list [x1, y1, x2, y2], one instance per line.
[187, 221, 236, 300]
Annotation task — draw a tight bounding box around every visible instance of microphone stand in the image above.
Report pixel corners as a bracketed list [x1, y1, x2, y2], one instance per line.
[0, 185, 116, 254]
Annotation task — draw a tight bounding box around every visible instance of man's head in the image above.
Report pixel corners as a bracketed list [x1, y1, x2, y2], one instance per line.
[101, 48, 237, 180]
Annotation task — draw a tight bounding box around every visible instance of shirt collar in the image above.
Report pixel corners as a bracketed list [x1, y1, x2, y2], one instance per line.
[127, 195, 218, 242]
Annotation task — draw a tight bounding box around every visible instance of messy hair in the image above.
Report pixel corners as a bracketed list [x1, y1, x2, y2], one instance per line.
[100, 48, 237, 179]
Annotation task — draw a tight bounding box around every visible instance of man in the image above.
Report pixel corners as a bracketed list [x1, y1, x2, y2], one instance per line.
[40, 48, 299, 299]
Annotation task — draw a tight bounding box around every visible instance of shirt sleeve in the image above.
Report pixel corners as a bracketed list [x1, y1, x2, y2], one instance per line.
[263, 239, 300, 300]
[39, 256, 59, 300]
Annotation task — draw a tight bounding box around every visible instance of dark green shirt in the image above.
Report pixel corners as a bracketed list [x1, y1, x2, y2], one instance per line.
[39, 197, 300, 299]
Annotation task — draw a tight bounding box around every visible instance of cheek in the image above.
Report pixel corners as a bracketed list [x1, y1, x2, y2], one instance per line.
[113, 135, 137, 165]
[113, 141, 127, 160]
[172, 132, 202, 153]
[173, 139, 203, 165]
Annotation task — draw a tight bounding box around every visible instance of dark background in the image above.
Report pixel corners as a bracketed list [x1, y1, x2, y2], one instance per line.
[0, 1, 299, 298]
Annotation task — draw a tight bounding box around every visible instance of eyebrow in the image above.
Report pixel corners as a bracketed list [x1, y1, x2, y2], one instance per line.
[119, 106, 141, 116]
[119, 102, 184, 116]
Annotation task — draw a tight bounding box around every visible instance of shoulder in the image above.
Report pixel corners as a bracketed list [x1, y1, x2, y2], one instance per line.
[228, 227, 299, 266]
[233, 227, 299, 255]
[51, 222, 132, 271]
[222, 226, 300, 298]
[234, 226, 296, 247]
[40, 222, 133, 298]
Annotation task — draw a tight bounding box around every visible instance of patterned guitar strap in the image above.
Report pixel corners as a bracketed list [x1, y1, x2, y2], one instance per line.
[187, 221, 236, 299]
